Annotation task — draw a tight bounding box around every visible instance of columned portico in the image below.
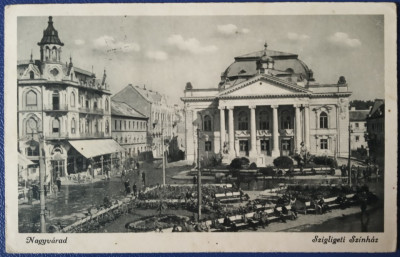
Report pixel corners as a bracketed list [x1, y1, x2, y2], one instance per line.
[295, 104, 302, 152]
[219, 106, 226, 153]
[227, 106, 235, 156]
[271, 105, 280, 157]
[304, 104, 310, 149]
[249, 105, 257, 155]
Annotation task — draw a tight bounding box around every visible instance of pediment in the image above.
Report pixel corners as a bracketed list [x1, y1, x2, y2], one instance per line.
[21, 63, 41, 79]
[218, 75, 310, 98]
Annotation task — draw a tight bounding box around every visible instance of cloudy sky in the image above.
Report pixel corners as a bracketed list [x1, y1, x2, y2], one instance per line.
[18, 15, 384, 105]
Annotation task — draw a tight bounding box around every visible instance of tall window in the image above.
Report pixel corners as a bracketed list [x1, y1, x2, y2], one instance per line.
[106, 120, 109, 133]
[26, 144, 39, 156]
[238, 111, 249, 130]
[29, 71, 35, 79]
[205, 141, 212, 152]
[281, 111, 292, 129]
[70, 92, 76, 107]
[52, 91, 60, 110]
[115, 120, 117, 130]
[52, 118, 60, 133]
[320, 112, 328, 129]
[105, 99, 109, 111]
[85, 119, 89, 133]
[26, 90, 37, 106]
[259, 111, 269, 130]
[203, 115, 212, 131]
[124, 121, 127, 130]
[320, 139, 328, 149]
[71, 118, 76, 134]
[93, 100, 98, 109]
[95, 120, 99, 133]
[26, 118, 37, 134]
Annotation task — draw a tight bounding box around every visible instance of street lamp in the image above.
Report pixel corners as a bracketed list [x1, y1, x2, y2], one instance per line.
[153, 119, 166, 186]
[348, 124, 352, 186]
[196, 128, 202, 221]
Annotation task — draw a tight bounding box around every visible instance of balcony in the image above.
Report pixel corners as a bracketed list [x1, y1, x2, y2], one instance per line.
[80, 132, 105, 139]
[44, 132, 69, 140]
[79, 107, 104, 115]
[43, 104, 69, 112]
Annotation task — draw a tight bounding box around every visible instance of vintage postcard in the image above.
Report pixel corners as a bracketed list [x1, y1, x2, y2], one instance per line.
[4, 2, 397, 253]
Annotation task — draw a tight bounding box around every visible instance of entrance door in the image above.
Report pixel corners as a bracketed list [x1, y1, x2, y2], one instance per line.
[281, 139, 291, 156]
[239, 140, 249, 156]
[260, 139, 270, 156]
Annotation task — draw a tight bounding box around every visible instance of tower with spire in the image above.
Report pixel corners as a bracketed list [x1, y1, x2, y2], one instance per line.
[38, 16, 64, 63]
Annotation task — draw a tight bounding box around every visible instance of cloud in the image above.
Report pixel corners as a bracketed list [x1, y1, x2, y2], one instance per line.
[217, 24, 250, 36]
[93, 35, 140, 53]
[327, 32, 361, 48]
[167, 35, 217, 54]
[287, 32, 310, 41]
[146, 50, 168, 61]
[74, 39, 85, 45]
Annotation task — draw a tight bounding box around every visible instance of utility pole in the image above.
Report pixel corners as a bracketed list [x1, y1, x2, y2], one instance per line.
[348, 124, 351, 186]
[38, 133, 46, 233]
[197, 128, 201, 221]
[162, 126, 166, 186]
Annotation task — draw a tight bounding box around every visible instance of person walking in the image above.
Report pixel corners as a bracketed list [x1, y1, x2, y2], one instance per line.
[132, 183, 137, 197]
[141, 171, 146, 185]
[56, 176, 62, 192]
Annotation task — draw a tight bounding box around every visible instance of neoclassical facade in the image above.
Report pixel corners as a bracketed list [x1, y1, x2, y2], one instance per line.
[182, 44, 351, 166]
[18, 17, 122, 184]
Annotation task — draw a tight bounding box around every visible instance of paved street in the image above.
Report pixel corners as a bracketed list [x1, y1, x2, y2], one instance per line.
[18, 161, 191, 233]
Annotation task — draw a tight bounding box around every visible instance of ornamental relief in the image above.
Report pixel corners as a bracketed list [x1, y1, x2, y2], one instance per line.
[279, 129, 294, 136]
[257, 130, 271, 136]
[235, 130, 250, 137]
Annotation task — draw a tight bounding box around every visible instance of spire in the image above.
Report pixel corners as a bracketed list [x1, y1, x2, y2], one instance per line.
[102, 68, 107, 85]
[68, 54, 73, 67]
[263, 41, 268, 56]
[30, 49, 33, 63]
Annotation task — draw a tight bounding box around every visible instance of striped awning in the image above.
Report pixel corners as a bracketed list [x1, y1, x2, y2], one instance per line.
[69, 139, 124, 159]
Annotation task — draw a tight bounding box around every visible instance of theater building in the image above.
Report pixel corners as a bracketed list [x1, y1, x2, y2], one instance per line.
[17, 17, 123, 184]
[182, 43, 351, 166]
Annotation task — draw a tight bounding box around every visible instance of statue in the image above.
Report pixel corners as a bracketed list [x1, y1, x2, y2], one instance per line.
[223, 142, 229, 154]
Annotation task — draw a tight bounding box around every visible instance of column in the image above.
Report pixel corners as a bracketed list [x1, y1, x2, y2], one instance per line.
[249, 105, 257, 155]
[295, 104, 302, 152]
[219, 106, 226, 154]
[304, 105, 310, 149]
[228, 106, 235, 156]
[271, 105, 280, 157]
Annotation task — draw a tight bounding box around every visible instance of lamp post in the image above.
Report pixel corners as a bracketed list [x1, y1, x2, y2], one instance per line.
[153, 120, 166, 186]
[348, 124, 352, 186]
[196, 128, 202, 221]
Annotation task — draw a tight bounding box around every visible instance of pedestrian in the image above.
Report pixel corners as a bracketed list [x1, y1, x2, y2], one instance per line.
[132, 183, 137, 197]
[52, 183, 58, 198]
[27, 187, 33, 205]
[107, 169, 111, 180]
[124, 179, 131, 195]
[56, 176, 62, 192]
[142, 171, 146, 185]
[136, 162, 140, 170]
[193, 175, 197, 185]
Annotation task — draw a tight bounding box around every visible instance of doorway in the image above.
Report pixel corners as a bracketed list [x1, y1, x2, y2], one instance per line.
[260, 139, 270, 156]
[239, 140, 249, 156]
[281, 138, 292, 156]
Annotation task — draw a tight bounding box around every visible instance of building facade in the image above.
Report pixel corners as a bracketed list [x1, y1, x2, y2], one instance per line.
[349, 107, 369, 150]
[111, 101, 149, 160]
[182, 44, 351, 166]
[112, 84, 177, 158]
[366, 99, 385, 166]
[17, 17, 122, 184]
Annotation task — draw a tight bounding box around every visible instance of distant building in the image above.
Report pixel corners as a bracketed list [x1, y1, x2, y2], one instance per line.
[112, 84, 176, 158]
[349, 107, 369, 150]
[111, 101, 149, 161]
[182, 43, 352, 166]
[17, 17, 122, 184]
[366, 99, 385, 165]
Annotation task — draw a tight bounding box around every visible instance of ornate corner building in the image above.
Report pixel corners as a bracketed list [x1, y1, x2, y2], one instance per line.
[18, 17, 123, 184]
[181, 43, 352, 166]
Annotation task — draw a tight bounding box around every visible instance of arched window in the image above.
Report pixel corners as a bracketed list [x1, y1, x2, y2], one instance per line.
[320, 112, 328, 129]
[52, 91, 60, 110]
[26, 90, 37, 106]
[26, 118, 37, 134]
[52, 46, 57, 61]
[105, 99, 109, 111]
[85, 119, 89, 133]
[259, 111, 269, 130]
[29, 71, 35, 79]
[105, 120, 109, 133]
[95, 120, 99, 133]
[45, 46, 50, 60]
[52, 118, 60, 133]
[281, 111, 292, 129]
[70, 92, 76, 107]
[71, 118, 76, 134]
[203, 115, 212, 131]
[238, 111, 249, 130]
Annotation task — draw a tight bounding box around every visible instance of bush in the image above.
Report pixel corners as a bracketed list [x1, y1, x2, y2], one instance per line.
[260, 166, 276, 177]
[229, 158, 242, 170]
[313, 156, 337, 168]
[273, 156, 294, 169]
[249, 162, 257, 169]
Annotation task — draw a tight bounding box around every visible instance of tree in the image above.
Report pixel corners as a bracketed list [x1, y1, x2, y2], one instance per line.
[273, 156, 294, 169]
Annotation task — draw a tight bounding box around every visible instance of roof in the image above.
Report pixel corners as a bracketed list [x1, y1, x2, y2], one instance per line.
[133, 85, 163, 103]
[349, 110, 369, 121]
[368, 99, 385, 119]
[235, 49, 297, 60]
[111, 101, 147, 119]
[38, 16, 64, 46]
[69, 139, 124, 159]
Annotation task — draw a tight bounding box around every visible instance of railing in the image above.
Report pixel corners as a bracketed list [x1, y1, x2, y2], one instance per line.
[279, 129, 294, 136]
[80, 132, 105, 138]
[43, 104, 69, 111]
[79, 107, 104, 115]
[44, 132, 69, 139]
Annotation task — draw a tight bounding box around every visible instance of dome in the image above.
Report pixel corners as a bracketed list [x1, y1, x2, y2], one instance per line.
[38, 16, 64, 46]
[220, 47, 314, 87]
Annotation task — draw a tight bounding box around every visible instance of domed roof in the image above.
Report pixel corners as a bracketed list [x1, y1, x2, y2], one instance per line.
[38, 16, 64, 46]
[220, 47, 313, 84]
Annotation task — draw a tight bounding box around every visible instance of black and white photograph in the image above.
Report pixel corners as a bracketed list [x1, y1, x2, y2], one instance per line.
[4, 2, 397, 253]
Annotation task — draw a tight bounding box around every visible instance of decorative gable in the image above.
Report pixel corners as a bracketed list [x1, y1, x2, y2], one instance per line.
[21, 64, 41, 79]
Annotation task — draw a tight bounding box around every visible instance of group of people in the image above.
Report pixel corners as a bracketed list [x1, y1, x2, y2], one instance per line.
[340, 164, 380, 181]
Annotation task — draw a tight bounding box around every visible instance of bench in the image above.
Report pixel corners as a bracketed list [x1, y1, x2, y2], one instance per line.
[215, 192, 241, 202]
[325, 196, 340, 209]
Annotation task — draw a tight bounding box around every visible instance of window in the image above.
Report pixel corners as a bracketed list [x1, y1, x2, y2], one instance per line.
[52, 91, 60, 110]
[203, 115, 212, 131]
[124, 121, 127, 130]
[26, 118, 37, 134]
[115, 120, 117, 130]
[93, 101, 98, 109]
[364, 123, 367, 127]
[320, 112, 328, 129]
[259, 111, 269, 130]
[26, 90, 37, 106]
[260, 140, 269, 151]
[70, 92, 76, 107]
[205, 141, 212, 151]
[52, 118, 60, 133]
[85, 119, 89, 133]
[355, 123, 359, 128]
[281, 111, 292, 129]
[355, 136, 360, 142]
[29, 71, 35, 79]
[71, 118, 76, 134]
[95, 120, 99, 133]
[85, 99, 89, 108]
[120, 121, 122, 130]
[129, 121, 131, 129]
[320, 139, 328, 149]
[106, 120, 109, 133]
[238, 111, 249, 130]
[105, 99, 109, 111]
[26, 143, 39, 156]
